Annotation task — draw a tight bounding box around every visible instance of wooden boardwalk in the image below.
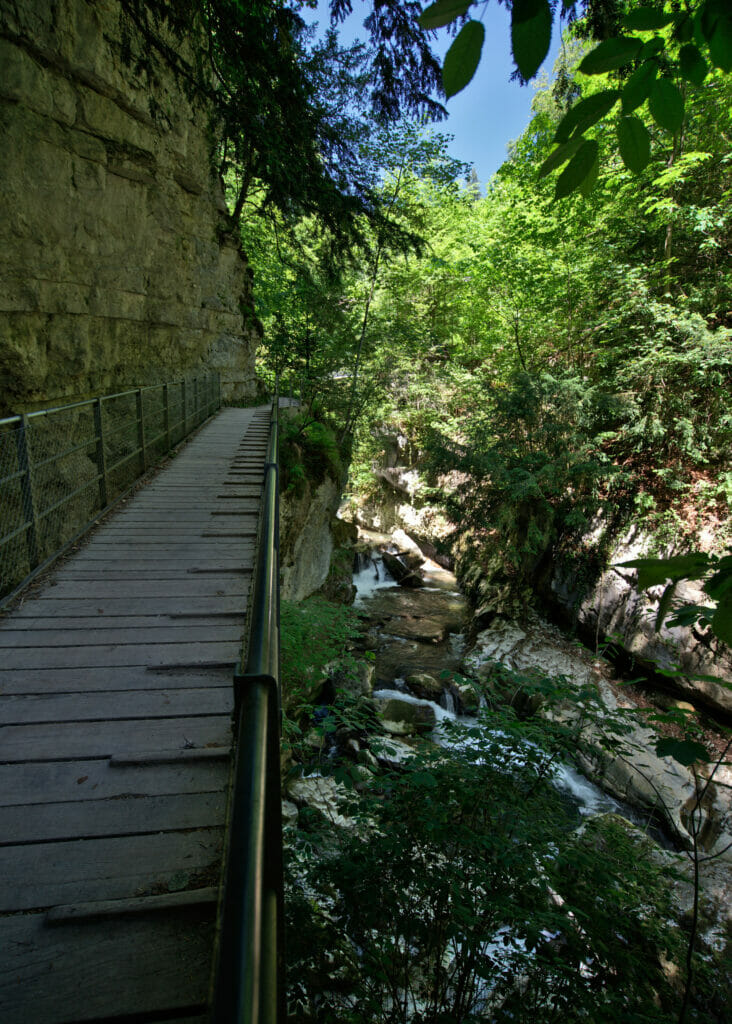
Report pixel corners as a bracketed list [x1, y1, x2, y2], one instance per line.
[0, 405, 271, 1023]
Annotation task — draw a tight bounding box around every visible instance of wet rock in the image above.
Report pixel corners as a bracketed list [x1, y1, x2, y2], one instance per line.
[364, 586, 466, 631]
[405, 672, 444, 700]
[451, 679, 480, 713]
[464, 613, 732, 861]
[371, 735, 416, 768]
[391, 529, 426, 569]
[375, 696, 437, 735]
[325, 658, 375, 698]
[287, 775, 352, 828]
[382, 551, 424, 588]
[281, 799, 299, 828]
[546, 530, 732, 718]
[382, 617, 447, 643]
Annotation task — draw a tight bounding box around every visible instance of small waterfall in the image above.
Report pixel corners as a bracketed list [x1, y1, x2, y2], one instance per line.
[441, 689, 458, 714]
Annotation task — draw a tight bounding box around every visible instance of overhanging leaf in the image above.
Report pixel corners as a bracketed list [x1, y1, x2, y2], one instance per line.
[419, 0, 471, 30]
[679, 43, 709, 84]
[654, 580, 677, 633]
[579, 154, 600, 196]
[655, 737, 709, 766]
[708, 15, 732, 73]
[554, 89, 620, 143]
[555, 139, 599, 198]
[674, 13, 694, 44]
[649, 77, 685, 132]
[711, 591, 732, 646]
[579, 36, 643, 75]
[511, 0, 552, 81]
[621, 60, 657, 113]
[640, 37, 665, 59]
[617, 115, 651, 173]
[622, 8, 675, 32]
[539, 136, 584, 177]
[443, 20, 485, 98]
[618, 554, 711, 590]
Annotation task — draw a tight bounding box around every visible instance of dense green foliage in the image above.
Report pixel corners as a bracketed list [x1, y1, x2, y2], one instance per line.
[280, 605, 719, 1023]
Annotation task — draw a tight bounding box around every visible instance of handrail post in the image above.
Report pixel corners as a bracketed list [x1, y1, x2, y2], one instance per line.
[136, 388, 147, 472]
[15, 414, 39, 569]
[182, 378, 187, 436]
[93, 397, 108, 508]
[163, 383, 171, 450]
[193, 377, 199, 425]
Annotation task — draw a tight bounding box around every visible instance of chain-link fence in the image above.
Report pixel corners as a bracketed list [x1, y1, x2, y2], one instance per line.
[0, 375, 221, 601]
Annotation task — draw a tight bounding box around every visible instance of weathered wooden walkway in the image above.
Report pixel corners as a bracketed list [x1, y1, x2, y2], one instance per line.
[0, 405, 271, 1023]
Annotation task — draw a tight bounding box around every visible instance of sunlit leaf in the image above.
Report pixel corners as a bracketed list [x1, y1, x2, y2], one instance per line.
[555, 139, 599, 198]
[579, 36, 643, 75]
[649, 77, 685, 132]
[655, 737, 709, 766]
[511, 0, 552, 81]
[419, 0, 471, 30]
[554, 89, 620, 143]
[443, 20, 485, 98]
[622, 8, 674, 31]
[617, 115, 651, 173]
[621, 60, 657, 113]
[679, 42, 709, 84]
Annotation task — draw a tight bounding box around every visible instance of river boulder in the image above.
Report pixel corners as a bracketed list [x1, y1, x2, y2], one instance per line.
[375, 695, 437, 735]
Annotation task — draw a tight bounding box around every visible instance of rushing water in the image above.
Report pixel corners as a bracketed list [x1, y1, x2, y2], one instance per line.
[354, 544, 625, 820]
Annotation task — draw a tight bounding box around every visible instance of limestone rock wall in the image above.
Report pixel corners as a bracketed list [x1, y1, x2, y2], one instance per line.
[0, 0, 260, 416]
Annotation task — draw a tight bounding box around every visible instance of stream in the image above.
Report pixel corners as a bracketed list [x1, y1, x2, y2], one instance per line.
[352, 533, 642, 824]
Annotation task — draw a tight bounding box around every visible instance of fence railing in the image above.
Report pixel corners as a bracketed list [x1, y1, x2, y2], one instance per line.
[0, 374, 222, 603]
[212, 394, 284, 1024]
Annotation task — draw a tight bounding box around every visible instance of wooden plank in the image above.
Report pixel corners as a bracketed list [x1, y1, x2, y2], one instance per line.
[0, 686, 232, 725]
[1, 791, 227, 844]
[0, 641, 240, 669]
[0, 826, 224, 910]
[46, 885, 218, 922]
[0, 715, 232, 761]
[0, 758, 229, 807]
[57, 563, 252, 574]
[2, 611, 243, 627]
[0, 665, 232, 695]
[0, 624, 242, 646]
[0, 910, 214, 1023]
[13, 577, 250, 599]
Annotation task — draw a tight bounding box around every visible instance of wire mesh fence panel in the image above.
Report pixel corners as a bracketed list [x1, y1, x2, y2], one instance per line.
[0, 376, 220, 601]
[168, 382, 186, 447]
[142, 387, 168, 467]
[0, 422, 30, 594]
[101, 391, 143, 502]
[27, 403, 100, 567]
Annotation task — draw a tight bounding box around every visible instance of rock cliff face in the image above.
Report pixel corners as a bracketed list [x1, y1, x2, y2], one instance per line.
[280, 475, 342, 603]
[0, 0, 259, 415]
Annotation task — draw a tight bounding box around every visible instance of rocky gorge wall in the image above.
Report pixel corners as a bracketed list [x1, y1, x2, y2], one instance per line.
[0, 0, 260, 416]
[347, 430, 732, 718]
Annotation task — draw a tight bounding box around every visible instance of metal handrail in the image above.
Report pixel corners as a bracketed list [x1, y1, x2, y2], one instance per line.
[213, 393, 284, 1024]
[0, 374, 221, 604]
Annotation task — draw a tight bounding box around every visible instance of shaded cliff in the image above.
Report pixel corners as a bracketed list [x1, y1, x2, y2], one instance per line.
[0, 0, 260, 415]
